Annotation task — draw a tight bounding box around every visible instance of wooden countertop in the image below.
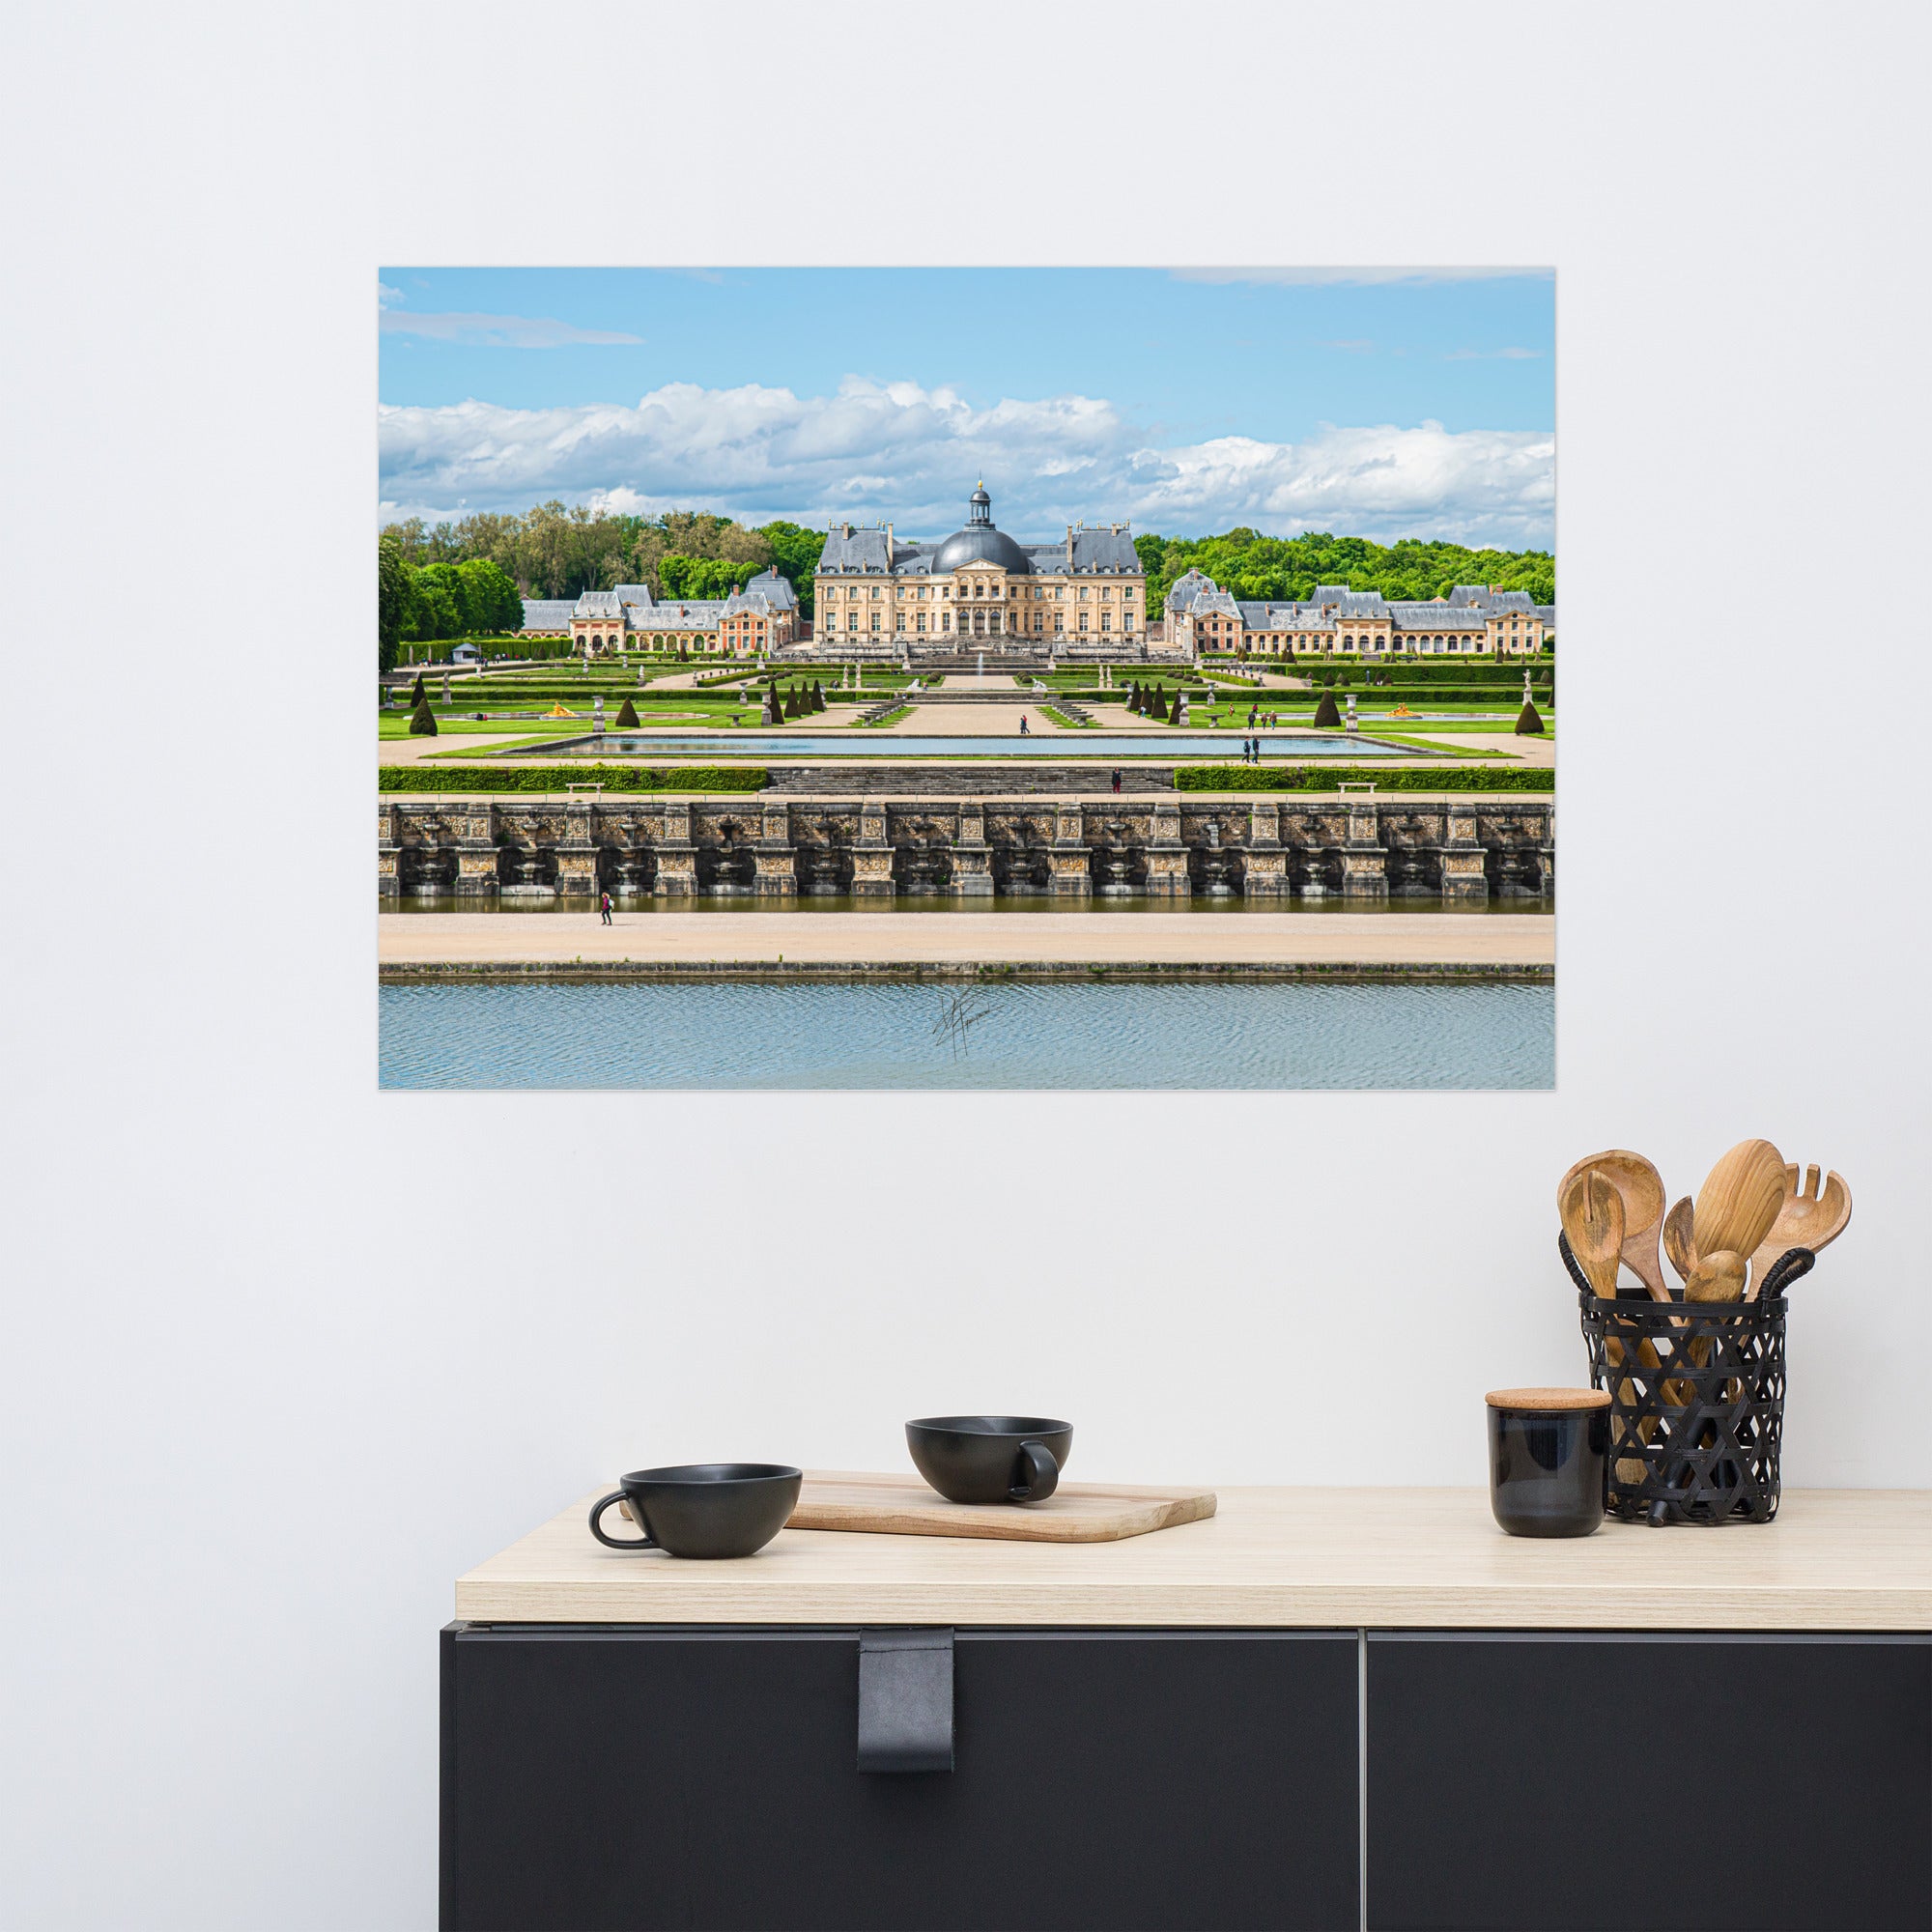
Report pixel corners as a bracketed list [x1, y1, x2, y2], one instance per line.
[455, 1483, 1932, 1631]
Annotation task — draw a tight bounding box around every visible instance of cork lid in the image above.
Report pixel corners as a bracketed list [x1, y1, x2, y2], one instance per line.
[1486, 1386, 1611, 1411]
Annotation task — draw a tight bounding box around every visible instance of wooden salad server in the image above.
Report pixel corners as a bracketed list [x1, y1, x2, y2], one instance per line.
[1559, 1168, 1625, 1297]
[1560, 1169, 1649, 1482]
[1747, 1165, 1853, 1299]
[1558, 1151, 1669, 1301]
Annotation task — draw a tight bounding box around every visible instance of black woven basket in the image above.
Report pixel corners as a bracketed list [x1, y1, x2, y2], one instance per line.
[1563, 1233, 1812, 1525]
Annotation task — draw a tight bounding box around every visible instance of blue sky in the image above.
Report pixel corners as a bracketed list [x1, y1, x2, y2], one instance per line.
[378, 268, 1554, 548]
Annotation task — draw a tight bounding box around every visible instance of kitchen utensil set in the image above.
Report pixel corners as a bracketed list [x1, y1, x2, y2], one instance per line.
[1564, 1142, 1852, 1305]
[1560, 1140, 1853, 1525]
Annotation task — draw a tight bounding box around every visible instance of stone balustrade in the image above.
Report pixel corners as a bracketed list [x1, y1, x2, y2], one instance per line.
[379, 796, 1553, 903]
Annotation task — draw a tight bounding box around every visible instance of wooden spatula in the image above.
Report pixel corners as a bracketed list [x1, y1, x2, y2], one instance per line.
[1662, 1197, 1697, 1286]
[1747, 1165, 1852, 1298]
[1557, 1151, 1669, 1301]
[1692, 1139, 1787, 1267]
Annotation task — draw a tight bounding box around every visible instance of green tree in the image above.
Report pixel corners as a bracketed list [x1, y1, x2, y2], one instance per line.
[756, 520, 828, 617]
[661, 554, 750, 601]
[378, 534, 409, 675]
[454, 557, 524, 634]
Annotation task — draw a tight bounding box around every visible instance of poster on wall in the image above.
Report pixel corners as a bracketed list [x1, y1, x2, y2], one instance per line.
[376, 268, 1554, 1090]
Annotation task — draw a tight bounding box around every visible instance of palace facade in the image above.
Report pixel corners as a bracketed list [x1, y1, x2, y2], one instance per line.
[1164, 570, 1555, 656]
[520, 566, 800, 656]
[810, 484, 1147, 652]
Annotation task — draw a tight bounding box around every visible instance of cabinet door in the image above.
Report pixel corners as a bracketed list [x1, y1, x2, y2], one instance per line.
[1366, 1632, 1931, 1931]
[442, 1625, 1359, 1932]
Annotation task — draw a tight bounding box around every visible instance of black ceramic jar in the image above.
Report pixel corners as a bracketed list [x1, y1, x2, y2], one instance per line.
[1485, 1388, 1609, 1538]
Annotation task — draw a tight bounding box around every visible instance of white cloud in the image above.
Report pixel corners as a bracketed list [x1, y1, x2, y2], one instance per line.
[1445, 346, 1544, 361]
[377, 281, 406, 309]
[378, 377, 1553, 547]
[1169, 267, 1553, 287]
[378, 311, 644, 348]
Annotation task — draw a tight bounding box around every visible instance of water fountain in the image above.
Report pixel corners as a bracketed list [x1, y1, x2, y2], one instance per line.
[1094, 820, 1142, 895]
[1193, 818, 1239, 896]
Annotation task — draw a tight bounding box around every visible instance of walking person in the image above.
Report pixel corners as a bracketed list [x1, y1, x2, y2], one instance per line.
[599, 889, 612, 926]
[1111, 768, 1122, 795]
[1019, 713, 1030, 736]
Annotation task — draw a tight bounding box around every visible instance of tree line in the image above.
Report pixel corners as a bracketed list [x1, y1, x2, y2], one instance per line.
[1131, 528, 1554, 611]
[380, 502, 829, 615]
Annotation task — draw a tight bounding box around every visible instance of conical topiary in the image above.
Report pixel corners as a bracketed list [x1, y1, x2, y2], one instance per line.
[810, 680, 825, 713]
[1515, 698, 1546, 735]
[1313, 691, 1342, 728]
[410, 671, 426, 706]
[409, 699, 438, 736]
[1128, 681, 1143, 714]
[615, 696, 639, 727]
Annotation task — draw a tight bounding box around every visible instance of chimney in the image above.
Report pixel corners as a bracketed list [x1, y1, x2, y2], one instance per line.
[1066, 526, 1075, 572]
[886, 522, 894, 557]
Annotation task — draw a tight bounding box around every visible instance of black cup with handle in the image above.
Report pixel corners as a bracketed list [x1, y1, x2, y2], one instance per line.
[905, 1416, 1072, 1505]
[587, 1463, 803, 1559]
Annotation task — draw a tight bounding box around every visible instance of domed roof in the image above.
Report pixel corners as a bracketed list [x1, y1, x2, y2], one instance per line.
[934, 526, 1032, 574]
[933, 481, 1031, 576]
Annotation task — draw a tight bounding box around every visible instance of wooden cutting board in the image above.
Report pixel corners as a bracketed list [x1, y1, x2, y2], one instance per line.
[785, 1470, 1217, 1544]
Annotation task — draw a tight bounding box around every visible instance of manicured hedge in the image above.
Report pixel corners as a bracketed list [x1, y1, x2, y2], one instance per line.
[1175, 764, 1553, 793]
[379, 764, 768, 794]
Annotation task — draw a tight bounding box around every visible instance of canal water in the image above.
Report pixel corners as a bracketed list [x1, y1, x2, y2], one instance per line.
[379, 980, 1554, 1090]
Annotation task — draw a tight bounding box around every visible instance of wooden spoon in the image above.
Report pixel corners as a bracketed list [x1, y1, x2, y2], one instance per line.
[1662, 1197, 1698, 1286]
[1684, 1249, 1747, 1304]
[1558, 1151, 1669, 1301]
[1747, 1165, 1852, 1298]
[1692, 1139, 1787, 1265]
[1559, 1168, 1624, 1297]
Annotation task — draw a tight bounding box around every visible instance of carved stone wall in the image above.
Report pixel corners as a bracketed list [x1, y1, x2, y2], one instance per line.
[380, 797, 1554, 903]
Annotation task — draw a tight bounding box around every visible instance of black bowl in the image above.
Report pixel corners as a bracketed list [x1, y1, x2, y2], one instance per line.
[588, 1462, 802, 1558]
[906, 1416, 1073, 1505]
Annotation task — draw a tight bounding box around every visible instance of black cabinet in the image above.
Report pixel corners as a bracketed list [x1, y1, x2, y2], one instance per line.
[1365, 1633, 1932, 1931]
[442, 1625, 1361, 1932]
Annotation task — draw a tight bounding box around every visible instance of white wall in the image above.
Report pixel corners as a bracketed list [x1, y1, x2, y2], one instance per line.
[5, 3, 1928, 1926]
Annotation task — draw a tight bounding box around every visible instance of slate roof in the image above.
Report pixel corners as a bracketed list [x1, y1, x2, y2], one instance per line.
[574, 590, 623, 619]
[816, 526, 897, 574]
[817, 523, 1141, 578]
[1308, 585, 1393, 618]
[1385, 602, 1490, 631]
[611, 582, 655, 609]
[734, 566, 798, 609]
[1026, 527, 1140, 575]
[633, 602, 731, 632]
[520, 599, 579, 631]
